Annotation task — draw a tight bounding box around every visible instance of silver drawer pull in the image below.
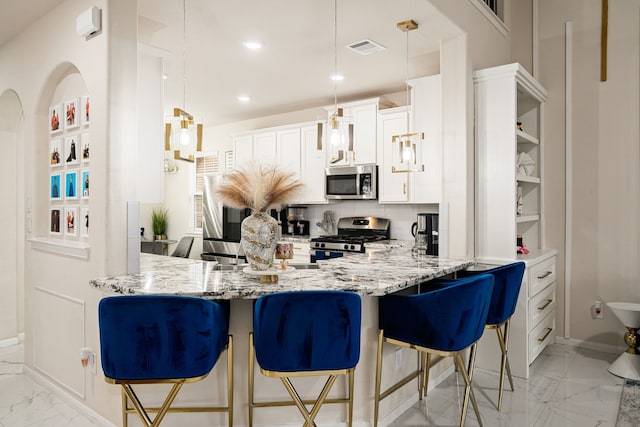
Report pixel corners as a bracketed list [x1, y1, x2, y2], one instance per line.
[537, 327, 553, 342]
[537, 271, 553, 280]
[538, 299, 553, 311]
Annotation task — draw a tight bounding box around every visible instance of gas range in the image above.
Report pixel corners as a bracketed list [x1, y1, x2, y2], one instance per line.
[310, 217, 390, 254]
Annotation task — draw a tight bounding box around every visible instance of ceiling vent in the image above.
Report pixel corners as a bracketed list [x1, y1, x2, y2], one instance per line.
[346, 39, 386, 56]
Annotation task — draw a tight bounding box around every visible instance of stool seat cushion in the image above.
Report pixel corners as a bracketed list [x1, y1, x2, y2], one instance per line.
[253, 291, 361, 372]
[99, 296, 229, 381]
[379, 274, 494, 352]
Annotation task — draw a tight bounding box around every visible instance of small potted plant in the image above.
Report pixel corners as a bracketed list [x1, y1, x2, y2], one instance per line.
[151, 208, 168, 241]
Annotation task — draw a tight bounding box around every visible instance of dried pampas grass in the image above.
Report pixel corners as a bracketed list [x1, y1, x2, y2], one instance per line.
[216, 163, 304, 212]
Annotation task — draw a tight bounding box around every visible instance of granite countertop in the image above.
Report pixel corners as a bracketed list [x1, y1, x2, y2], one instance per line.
[90, 247, 474, 299]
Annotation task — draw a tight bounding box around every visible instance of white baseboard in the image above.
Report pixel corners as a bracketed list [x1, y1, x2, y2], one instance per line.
[0, 336, 20, 348]
[553, 337, 624, 354]
[23, 365, 115, 427]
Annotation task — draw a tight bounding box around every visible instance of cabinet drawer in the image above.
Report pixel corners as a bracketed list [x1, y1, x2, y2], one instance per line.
[528, 311, 555, 364]
[529, 257, 556, 296]
[528, 282, 556, 328]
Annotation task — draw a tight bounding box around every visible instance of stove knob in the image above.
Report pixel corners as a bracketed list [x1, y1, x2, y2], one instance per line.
[343, 244, 349, 250]
[320, 243, 325, 248]
[350, 245, 356, 251]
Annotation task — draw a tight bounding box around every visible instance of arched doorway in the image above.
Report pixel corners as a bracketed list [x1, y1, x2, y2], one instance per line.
[0, 89, 24, 345]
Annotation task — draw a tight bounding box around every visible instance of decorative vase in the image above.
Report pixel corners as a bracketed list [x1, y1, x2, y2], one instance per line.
[241, 212, 279, 271]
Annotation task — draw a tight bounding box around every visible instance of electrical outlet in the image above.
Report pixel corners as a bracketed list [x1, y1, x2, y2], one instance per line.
[395, 348, 402, 369]
[592, 301, 604, 319]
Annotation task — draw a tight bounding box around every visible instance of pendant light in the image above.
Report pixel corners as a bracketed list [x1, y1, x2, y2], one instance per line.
[323, 0, 353, 164]
[391, 20, 424, 173]
[164, 0, 202, 163]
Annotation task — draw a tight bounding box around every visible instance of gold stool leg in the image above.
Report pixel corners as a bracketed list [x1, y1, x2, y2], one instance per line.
[455, 344, 483, 427]
[226, 335, 234, 427]
[348, 368, 355, 427]
[373, 329, 384, 427]
[423, 353, 431, 399]
[121, 387, 129, 427]
[496, 320, 514, 411]
[248, 333, 255, 427]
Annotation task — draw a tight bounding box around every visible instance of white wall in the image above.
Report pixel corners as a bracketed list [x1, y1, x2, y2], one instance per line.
[538, 0, 640, 344]
[0, 90, 21, 342]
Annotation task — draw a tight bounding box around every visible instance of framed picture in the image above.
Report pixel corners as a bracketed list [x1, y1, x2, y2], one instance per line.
[49, 138, 62, 167]
[50, 173, 62, 200]
[81, 169, 89, 199]
[49, 103, 63, 134]
[81, 94, 90, 126]
[64, 206, 78, 237]
[65, 171, 78, 200]
[80, 132, 90, 163]
[80, 207, 89, 237]
[64, 98, 80, 130]
[50, 208, 62, 235]
[64, 135, 79, 166]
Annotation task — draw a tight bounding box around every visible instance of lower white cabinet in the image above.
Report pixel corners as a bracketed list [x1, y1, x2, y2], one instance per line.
[290, 241, 311, 264]
[474, 249, 557, 379]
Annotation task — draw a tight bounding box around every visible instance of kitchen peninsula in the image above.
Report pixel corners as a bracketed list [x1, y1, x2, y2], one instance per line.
[90, 247, 475, 426]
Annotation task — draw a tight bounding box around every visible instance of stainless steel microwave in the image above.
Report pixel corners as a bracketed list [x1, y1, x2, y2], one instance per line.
[325, 164, 377, 200]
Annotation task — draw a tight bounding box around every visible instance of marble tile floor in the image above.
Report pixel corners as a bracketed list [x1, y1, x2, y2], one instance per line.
[0, 341, 625, 426]
[390, 343, 624, 427]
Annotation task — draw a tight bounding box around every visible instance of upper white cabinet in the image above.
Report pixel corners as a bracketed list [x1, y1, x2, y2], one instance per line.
[299, 123, 327, 204]
[377, 74, 442, 204]
[325, 98, 387, 166]
[473, 63, 548, 260]
[232, 122, 327, 204]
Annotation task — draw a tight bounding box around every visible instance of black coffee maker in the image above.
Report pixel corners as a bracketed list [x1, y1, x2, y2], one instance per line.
[411, 213, 439, 255]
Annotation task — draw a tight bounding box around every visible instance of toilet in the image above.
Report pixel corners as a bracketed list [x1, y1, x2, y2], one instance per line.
[607, 302, 640, 380]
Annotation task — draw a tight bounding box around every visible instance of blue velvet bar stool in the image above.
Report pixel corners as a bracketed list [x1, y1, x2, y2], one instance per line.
[457, 261, 526, 410]
[98, 295, 233, 427]
[249, 290, 361, 426]
[373, 274, 494, 427]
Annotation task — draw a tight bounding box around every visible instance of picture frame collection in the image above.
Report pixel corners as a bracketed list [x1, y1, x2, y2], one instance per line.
[49, 95, 90, 238]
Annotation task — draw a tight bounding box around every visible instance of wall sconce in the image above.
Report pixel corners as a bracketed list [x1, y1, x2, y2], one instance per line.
[164, 107, 202, 162]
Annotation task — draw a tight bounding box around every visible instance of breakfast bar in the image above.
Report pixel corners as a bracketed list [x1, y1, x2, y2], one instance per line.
[90, 247, 474, 426]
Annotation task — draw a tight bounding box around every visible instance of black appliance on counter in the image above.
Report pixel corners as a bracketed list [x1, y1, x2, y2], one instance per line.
[310, 216, 390, 262]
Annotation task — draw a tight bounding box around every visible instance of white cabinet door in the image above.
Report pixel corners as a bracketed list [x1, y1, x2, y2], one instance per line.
[276, 128, 301, 178]
[299, 124, 327, 204]
[253, 131, 277, 165]
[233, 134, 253, 170]
[410, 75, 442, 203]
[377, 108, 409, 203]
[351, 103, 377, 165]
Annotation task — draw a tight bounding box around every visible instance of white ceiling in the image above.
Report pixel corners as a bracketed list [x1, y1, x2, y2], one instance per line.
[1, 0, 462, 126]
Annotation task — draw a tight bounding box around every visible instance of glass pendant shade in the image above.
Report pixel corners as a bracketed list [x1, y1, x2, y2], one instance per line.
[165, 108, 202, 162]
[392, 132, 424, 173]
[327, 108, 353, 164]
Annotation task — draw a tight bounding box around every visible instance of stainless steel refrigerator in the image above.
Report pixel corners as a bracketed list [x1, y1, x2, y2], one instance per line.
[201, 174, 249, 264]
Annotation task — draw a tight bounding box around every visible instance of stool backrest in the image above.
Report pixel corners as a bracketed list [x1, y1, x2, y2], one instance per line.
[253, 291, 361, 372]
[379, 274, 494, 352]
[99, 296, 229, 380]
[461, 262, 525, 325]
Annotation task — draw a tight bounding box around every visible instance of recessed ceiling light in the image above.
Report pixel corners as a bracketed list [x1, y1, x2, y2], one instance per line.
[330, 74, 344, 81]
[237, 95, 251, 103]
[242, 41, 263, 50]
